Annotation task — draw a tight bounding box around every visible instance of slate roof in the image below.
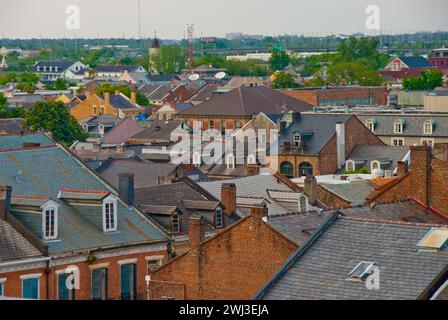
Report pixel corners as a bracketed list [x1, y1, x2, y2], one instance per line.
[198, 174, 299, 217]
[356, 114, 448, 137]
[146, 74, 177, 83]
[96, 159, 177, 189]
[146, 85, 171, 100]
[138, 84, 164, 96]
[0, 133, 55, 150]
[103, 118, 145, 145]
[258, 215, 448, 300]
[0, 119, 28, 136]
[188, 84, 222, 103]
[0, 145, 168, 255]
[278, 113, 352, 155]
[33, 60, 73, 72]
[179, 86, 313, 117]
[320, 180, 377, 206]
[128, 120, 184, 143]
[100, 94, 140, 110]
[400, 56, 433, 69]
[95, 65, 142, 73]
[0, 218, 45, 263]
[345, 145, 409, 172]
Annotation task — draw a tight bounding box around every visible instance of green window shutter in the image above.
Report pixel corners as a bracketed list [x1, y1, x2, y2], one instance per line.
[22, 278, 39, 299]
[120, 263, 136, 300]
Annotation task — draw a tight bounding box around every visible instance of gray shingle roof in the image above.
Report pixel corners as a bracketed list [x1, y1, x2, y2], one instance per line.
[320, 180, 377, 206]
[0, 133, 55, 150]
[345, 145, 409, 172]
[0, 145, 168, 254]
[279, 113, 352, 155]
[260, 215, 448, 300]
[356, 114, 448, 137]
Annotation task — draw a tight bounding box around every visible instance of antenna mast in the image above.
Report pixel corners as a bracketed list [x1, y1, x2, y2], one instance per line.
[138, 0, 142, 48]
[187, 24, 194, 71]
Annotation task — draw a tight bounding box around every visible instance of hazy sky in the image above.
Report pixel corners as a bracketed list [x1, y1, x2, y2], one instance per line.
[1, 0, 447, 39]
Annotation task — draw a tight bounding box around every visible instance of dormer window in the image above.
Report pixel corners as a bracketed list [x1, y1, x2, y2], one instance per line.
[98, 124, 105, 135]
[424, 120, 434, 134]
[93, 105, 98, 115]
[394, 120, 404, 134]
[247, 154, 256, 165]
[298, 195, 307, 213]
[102, 195, 118, 232]
[36, 66, 40, 72]
[293, 132, 301, 147]
[371, 160, 381, 172]
[192, 152, 201, 166]
[345, 160, 355, 172]
[48, 66, 52, 72]
[215, 207, 224, 228]
[83, 124, 89, 132]
[171, 214, 180, 234]
[41, 200, 60, 240]
[365, 120, 375, 133]
[227, 154, 235, 169]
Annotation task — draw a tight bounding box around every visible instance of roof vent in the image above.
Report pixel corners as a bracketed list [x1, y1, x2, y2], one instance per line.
[347, 261, 376, 282]
[417, 228, 448, 252]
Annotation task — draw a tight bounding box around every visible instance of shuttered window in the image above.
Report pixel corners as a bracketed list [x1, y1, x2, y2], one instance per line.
[91, 268, 108, 300]
[0, 282, 3, 296]
[120, 263, 137, 300]
[22, 278, 39, 299]
[58, 273, 75, 300]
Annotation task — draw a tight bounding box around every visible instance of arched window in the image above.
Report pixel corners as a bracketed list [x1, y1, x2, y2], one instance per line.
[215, 207, 224, 228]
[299, 195, 308, 213]
[280, 161, 294, 178]
[247, 154, 256, 165]
[394, 120, 403, 134]
[371, 160, 381, 172]
[423, 120, 433, 134]
[298, 162, 313, 177]
[41, 200, 59, 240]
[365, 120, 374, 132]
[98, 124, 105, 135]
[346, 160, 355, 172]
[293, 132, 301, 147]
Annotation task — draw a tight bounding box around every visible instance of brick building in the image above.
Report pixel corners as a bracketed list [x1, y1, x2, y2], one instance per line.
[147, 205, 298, 300]
[282, 86, 388, 107]
[277, 113, 385, 178]
[367, 144, 448, 219]
[71, 92, 144, 121]
[0, 136, 169, 300]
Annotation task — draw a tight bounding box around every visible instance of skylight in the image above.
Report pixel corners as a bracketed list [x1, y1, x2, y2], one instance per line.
[347, 261, 376, 281]
[417, 228, 448, 252]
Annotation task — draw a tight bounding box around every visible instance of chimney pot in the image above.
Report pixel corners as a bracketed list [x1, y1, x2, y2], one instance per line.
[221, 183, 236, 217]
[104, 92, 111, 107]
[118, 172, 134, 205]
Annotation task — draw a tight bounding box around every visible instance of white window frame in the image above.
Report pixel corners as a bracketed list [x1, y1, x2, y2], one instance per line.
[145, 256, 164, 274]
[227, 154, 235, 169]
[98, 124, 105, 135]
[392, 137, 405, 146]
[171, 214, 180, 234]
[298, 195, 308, 213]
[365, 120, 374, 133]
[247, 154, 256, 165]
[393, 120, 403, 134]
[21, 274, 41, 300]
[345, 160, 356, 172]
[41, 200, 59, 241]
[215, 207, 224, 228]
[102, 195, 118, 233]
[192, 152, 201, 166]
[293, 132, 301, 147]
[370, 160, 381, 172]
[421, 138, 434, 148]
[423, 120, 433, 135]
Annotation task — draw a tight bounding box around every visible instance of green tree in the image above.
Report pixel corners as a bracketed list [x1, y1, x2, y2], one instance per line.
[96, 83, 149, 106]
[403, 69, 443, 90]
[24, 101, 88, 145]
[269, 48, 290, 71]
[272, 72, 301, 89]
[0, 93, 7, 118]
[152, 45, 186, 74]
[309, 62, 384, 86]
[45, 78, 69, 90]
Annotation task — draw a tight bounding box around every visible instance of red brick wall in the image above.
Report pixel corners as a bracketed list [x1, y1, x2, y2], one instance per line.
[316, 184, 352, 208]
[0, 267, 48, 299]
[148, 216, 298, 300]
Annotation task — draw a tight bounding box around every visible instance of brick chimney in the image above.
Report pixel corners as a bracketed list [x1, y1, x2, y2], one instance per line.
[189, 215, 204, 254]
[396, 161, 409, 177]
[118, 172, 134, 205]
[409, 146, 431, 206]
[304, 176, 317, 205]
[221, 183, 236, 217]
[131, 91, 137, 105]
[251, 203, 268, 221]
[0, 185, 12, 220]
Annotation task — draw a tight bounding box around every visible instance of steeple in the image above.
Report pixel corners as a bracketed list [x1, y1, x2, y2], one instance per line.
[151, 31, 160, 49]
[149, 31, 161, 75]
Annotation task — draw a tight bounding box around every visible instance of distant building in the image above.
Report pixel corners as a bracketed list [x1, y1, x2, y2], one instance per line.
[149, 34, 161, 75]
[379, 56, 434, 81]
[33, 60, 88, 81]
[428, 48, 448, 69]
[94, 65, 146, 79]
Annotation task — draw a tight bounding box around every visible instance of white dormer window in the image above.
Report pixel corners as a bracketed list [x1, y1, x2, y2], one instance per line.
[41, 200, 60, 240]
[424, 120, 433, 135]
[36, 66, 40, 72]
[227, 154, 235, 169]
[215, 207, 224, 228]
[192, 152, 201, 166]
[48, 66, 52, 72]
[83, 124, 89, 132]
[394, 120, 403, 134]
[365, 120, 374, 133]
[293, 132, 301, 147]
[371, 160, 381, 172]
[98, 124, 105, 135]
[247, 154, 256, 165]
[102, 195, 118, 232]
[346, 160, 355, 172]
[43, 66, 47, 72]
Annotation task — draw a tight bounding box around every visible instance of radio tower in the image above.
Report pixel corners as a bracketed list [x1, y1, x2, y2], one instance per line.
[187, 24, 194, 71]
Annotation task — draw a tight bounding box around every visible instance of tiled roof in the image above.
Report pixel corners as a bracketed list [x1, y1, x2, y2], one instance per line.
[278, 113, 353, 155]
[179, 86, 313, 117]
[33, 60, 73, 72]
[103, 118, 145, 145]
[0, 145, 168, 254]
[129, 120, 184, 143]
[345, 145, 409, 172]
[100, 94, 140, 110]
[96, 159, 177, 189]
[95, 65, 142, 73]
[0, 133, 55, 150]
[356, 114, 448, 137]
[146, 85, 171, 100]
[259, 215, 448, 300]
[320, 180, 377, 206]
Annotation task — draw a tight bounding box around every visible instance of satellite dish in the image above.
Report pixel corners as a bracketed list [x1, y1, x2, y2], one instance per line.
[189, 73, 200, 81]
[215, 71, 226, 79]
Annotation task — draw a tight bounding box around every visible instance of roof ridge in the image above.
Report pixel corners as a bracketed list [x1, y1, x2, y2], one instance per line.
[340, 215, 448, 228]
[0, 144, 57, 153]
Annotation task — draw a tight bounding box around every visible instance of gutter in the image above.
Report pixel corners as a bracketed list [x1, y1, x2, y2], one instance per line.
[253, 210, 341, 300]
